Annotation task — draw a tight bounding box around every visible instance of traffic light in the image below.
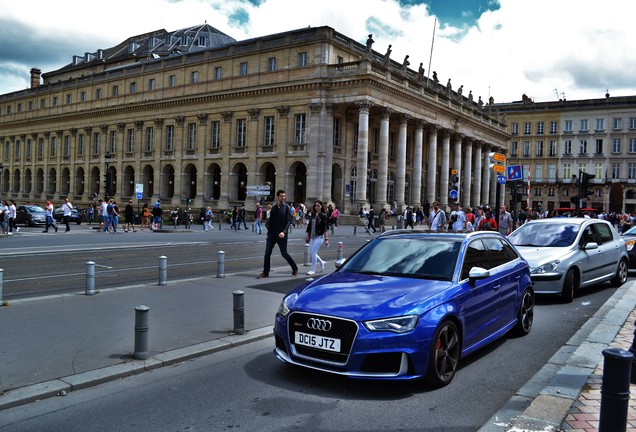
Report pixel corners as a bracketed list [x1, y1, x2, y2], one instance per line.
[449, 170, 460, 190]
[105, 172, 113, 196]
[580, 171, 595, 197]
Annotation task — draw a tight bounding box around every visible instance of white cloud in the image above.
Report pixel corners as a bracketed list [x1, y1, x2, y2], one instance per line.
[1, 0, 635, 102]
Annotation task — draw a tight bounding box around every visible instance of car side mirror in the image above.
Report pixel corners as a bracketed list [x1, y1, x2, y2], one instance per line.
[583, 242, 598, 250]
[468, 267, 490, 285]
[335, 258, 347, 269]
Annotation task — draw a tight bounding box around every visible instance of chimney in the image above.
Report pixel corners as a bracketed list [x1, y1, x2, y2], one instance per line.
[30, 68, 41, 88]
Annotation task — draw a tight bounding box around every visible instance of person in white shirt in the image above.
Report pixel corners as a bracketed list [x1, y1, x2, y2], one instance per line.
[428, 201, 447, 231]
[449, 203, 467, 231]
[62, 197, 74, 232]
[8, 200, 19, 234]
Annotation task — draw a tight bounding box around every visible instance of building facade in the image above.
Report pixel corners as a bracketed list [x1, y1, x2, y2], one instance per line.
[498, 94, 636, 214]
[0, 24, 508, 214]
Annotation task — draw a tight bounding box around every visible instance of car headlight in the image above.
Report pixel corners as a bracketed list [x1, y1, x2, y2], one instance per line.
[363, 315, 418, 333]
[277, 294, 297, 317]
[532, 260, 560, 274]
[625, 239, 636, 252]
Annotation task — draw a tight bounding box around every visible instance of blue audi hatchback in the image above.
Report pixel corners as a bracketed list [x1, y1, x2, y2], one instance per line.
[274, 229, 533, 387]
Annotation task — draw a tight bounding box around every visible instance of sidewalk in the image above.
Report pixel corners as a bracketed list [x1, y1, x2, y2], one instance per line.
[0, 271, 290, 410]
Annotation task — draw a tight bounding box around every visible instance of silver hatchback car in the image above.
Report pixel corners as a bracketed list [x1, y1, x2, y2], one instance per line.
[508, 218, 628, 302]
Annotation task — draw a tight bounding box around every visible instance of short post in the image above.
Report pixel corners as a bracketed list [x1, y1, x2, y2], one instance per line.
[353, 225, 357, 235]
[158, 256, 167, 286]
[0, 269, 3, 306]
[628, 320, 636, 384]
[217, 251, 225, 278]
[337, 242, 344, 260]
[233, 290, 245, 335]
[599, 347, 633, 432]
[304, 243, 311, 266]
[85, 261, 95, 295]
[218, 221, 221, 231]
[133, 305, 150, 360]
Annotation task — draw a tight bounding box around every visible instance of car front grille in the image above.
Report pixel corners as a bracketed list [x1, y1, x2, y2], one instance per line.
[288, 312, 358, 365]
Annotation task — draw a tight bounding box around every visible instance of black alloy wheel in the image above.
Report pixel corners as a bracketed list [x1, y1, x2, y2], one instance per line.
[426, 320, 460, 388]
[513, 289, 534, 336]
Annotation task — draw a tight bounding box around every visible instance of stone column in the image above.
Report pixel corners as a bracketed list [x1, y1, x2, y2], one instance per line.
[355, 100, 371, 208]
[481, 143, 491, 208]
[307, 102, 323, 204]
[440, 130, 451, 209]
[411, 120, 424, 207]
[218, 111, 233, 208]
[426, 125, 439, 204]
[472, 141, 483, 208]
[322, 103, 335, 204]
[395, 114, 408, 210]
[376, 108, 391, 210]
[462, 138, 473, 207]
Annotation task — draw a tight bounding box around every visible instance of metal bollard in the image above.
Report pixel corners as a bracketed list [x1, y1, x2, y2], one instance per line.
[133, 305, 150, 360]
[233, 290, 245, 335]
[304, 243, 311, 266]
[158, 256, 167, 286]
[85, 261, 96, 295]
[217, 251, 225, 278]
[599, 347, 633, 432]
[218, 222, 221, 231]
[337, 242, 344, 260]
[629, 320, 636, 384]
[0, 269, 3, 306]
[353, 225, 357, 235]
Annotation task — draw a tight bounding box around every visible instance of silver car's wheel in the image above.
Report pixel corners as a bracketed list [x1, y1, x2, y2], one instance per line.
[611, 259, 628, 287]
[561, 268, 576, 303]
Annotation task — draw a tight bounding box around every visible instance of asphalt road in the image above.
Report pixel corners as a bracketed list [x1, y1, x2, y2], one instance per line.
[0, 224, 621, 431]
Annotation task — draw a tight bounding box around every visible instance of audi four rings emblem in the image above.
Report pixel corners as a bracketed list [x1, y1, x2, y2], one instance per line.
[307, 318, 332, 332]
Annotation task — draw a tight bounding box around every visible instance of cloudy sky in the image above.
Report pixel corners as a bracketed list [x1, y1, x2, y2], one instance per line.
[1, 0, 634, 103]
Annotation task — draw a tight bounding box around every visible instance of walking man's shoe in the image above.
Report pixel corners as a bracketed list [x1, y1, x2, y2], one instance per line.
[292, 269, 298, 277]
[257, 273, 269, 279]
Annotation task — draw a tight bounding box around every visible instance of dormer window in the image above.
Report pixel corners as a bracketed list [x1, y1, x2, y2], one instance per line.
[180, 35, 189, 45]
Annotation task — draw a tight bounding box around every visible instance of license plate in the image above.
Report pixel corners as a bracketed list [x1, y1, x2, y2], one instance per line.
[295, 331, 341, 352]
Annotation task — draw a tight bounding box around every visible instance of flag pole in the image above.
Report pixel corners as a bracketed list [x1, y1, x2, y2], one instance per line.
[426, 18, 436, 82]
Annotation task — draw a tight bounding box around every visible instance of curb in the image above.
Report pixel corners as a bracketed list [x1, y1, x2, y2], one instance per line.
[0, 326, 273, 411]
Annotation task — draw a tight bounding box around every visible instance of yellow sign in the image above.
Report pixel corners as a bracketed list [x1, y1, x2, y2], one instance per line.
[493, 163, 505, 173]
[493, 152, 506, 163]
[451, 169, 458, 175]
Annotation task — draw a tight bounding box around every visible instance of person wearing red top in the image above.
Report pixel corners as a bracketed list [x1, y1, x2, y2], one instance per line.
[477, 209, 498, 231]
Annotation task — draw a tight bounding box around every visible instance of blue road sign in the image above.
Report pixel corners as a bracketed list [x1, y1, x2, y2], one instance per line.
[497, 175, 507, 184]
[136, 192, 143, 199]
[507, 165, 523, 181]
[449, 189, 458, 199]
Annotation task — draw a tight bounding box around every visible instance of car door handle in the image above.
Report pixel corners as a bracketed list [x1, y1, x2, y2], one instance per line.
[492, 284, 501, 290]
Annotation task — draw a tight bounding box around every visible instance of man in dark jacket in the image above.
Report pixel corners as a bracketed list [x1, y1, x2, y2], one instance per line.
[258, 190, 299, 278]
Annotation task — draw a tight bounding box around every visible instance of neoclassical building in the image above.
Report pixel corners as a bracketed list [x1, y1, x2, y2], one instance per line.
[0, 24, 508, 213]
[497, 94, 636, 214]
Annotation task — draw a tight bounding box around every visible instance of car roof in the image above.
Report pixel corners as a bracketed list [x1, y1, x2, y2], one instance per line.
[523, 217, 607, 226]
[377, 229, 503, 241]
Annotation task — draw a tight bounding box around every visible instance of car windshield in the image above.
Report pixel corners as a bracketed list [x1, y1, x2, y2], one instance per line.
[508, 222, 580, 247]
[339, 236, 461, 281]
[623, 226, 636, 236]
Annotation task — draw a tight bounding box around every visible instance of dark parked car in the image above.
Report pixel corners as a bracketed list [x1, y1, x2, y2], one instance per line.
[52, 207, 82, 225]
[274, 229, 534, 387]
[15, 205, 47, 227]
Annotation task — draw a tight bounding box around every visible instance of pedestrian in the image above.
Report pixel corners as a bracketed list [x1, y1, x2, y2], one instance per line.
[254, 203, 263, 234]
[332, 205, 340, 228]
[87, 204, 95, 225]
[367, 206, 377, 234]
[239, 206, 248, 230]
[99, 199, 109, 232]
[141, 203, 150, 230]
[473, 207, 484, 231]
[152, 199, 163, 231]
[465, 207, 475, 231]
[478, 209, 498, 231]
[62, 197, 73, 232]
[8, 200, 19, 234]
[124, 199, 136, 232]
[305, 200, 328, 275]
[498, 204, 513, 236]
[111, 200, 120, 232]
[103, 199, 114, 232]
[404, 206, 415, 229]
[265, 204, 272, 231]
[0, 201, 6, 234]
[43, 200, 58, 233]
[204, 206, 215, 231]
[231, 206, 238, 230]
[379, 208, 388, 232]
[449, 203, 467, 230]
[258, 189, 299, 278]
[428, 201, 447, 231]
